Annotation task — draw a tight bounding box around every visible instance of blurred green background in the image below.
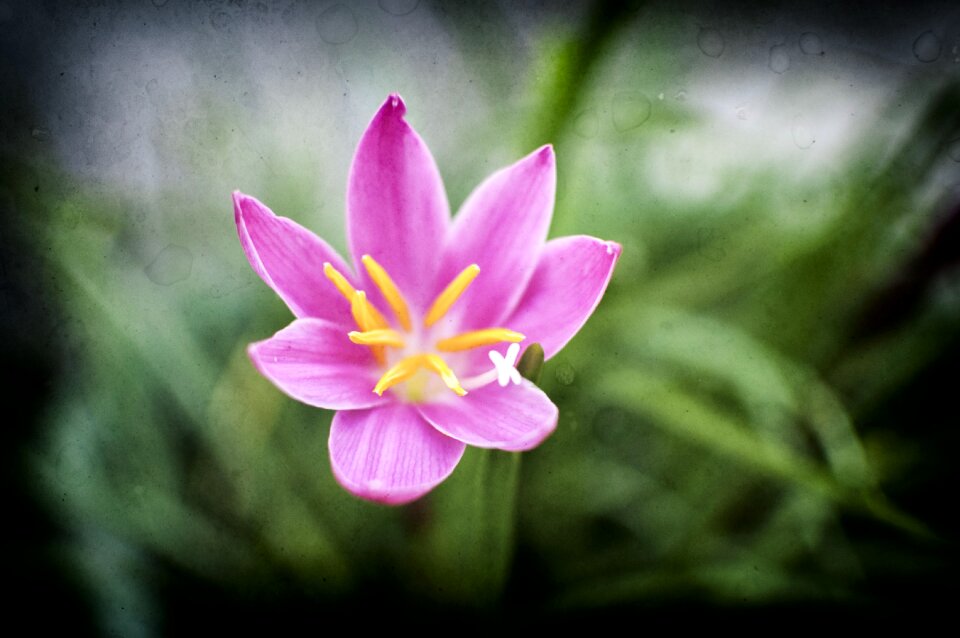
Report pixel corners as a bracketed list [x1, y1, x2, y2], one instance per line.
[2, 0, 959, 632]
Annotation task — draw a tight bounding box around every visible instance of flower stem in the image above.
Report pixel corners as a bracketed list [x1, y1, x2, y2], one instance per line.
[409, 448, 522, 607]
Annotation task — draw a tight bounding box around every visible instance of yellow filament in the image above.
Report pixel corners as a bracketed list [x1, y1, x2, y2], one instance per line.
[435, 328, 525, 352]
[348, 329, 406, 348]
[361, 255, 412, 332]
[323, 262, 356, 301]
[350, 290, 388, 332]
[349, 291, 388, 365]
[424, 264, 480, 327]
[422, 354, 467, 396]
[373, 356, 423, 396]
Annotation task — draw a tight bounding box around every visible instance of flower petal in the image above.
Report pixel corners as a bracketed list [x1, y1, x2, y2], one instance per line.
[504, 235, 621, 360]
[248, 318, 387, 410]
[329, 404, 466, 505]
[433, 145, 556, 332]
[417, 380, 558, 452]
[347, 94, 450, 313]
[234, 191, 356, 324]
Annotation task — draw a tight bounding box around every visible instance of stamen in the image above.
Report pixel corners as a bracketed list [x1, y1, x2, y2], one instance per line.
[373, 356, 422, 396]
[422, 354, 468, 396]
[350, 291, 389, 365]
[436, 328, 525, 352]
[350, 290, 388, 332]
[361, 255, 412, 332]
[348, 329, 406, 348]
[424, 264, 480, 327]
[323, 262, 356, 302]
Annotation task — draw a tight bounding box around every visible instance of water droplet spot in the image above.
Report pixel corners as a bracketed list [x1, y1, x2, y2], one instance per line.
[769, 44, 790, 73]
[697, 27, 724, 57]
[791, 117, 815, 149]
[591, 406, 634, 453]
[696, 227, 727, 262]
[555, 363, 575, 386]
[799, 32, 823, 55]
[673, 89, 687, 102]
[574, 109, 599, 138]
[208, 274, 252, 299]
[145, 244, 193, 286]
[317, 4, 358, 44]
[31, 127, 50, 142]
[378, 0, 419, 16]
[913, 31, 941, 62]
[210, 10, 231, 30]
[948, 138, 960, 162]
[611, 91, 651, 131]
[736, 105, 748, 120]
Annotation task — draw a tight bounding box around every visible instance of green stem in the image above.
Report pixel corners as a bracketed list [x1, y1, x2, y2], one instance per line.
[412, 448, 522, 607]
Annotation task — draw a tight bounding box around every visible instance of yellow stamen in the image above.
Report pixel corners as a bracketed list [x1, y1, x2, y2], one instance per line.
[349, 291, 389, 365]
[424, 264, 480, 327]
[348, 329, 406, 348]
[350, 290, 388, 332]
[422, 354, 467, 397]
[323, 262, 356, 302]
[435, 328, 525, 352]
[361, 255, 412, 332]
[373, 356, 423, 396]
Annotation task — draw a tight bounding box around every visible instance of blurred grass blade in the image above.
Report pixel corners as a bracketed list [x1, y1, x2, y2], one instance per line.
[600, 368, 931, 538]
[205, 346, 351, 587]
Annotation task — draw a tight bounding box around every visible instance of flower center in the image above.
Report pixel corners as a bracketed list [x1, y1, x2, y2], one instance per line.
[323, 255, 525, 401]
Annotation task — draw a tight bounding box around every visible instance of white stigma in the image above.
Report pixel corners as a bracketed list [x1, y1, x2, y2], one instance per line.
[489, 343, 522, 387]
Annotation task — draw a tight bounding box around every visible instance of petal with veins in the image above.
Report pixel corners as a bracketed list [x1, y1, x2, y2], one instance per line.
[248, 318, 387, 410]
[418, 379, 558, 452]
[330, 404, 465, 505]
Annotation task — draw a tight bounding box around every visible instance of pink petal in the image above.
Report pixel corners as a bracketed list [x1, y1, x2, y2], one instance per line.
[347, 94, 450, 313]
[248, 318, 388, 410]
[329, 404, 466, 505]
[234, 191, 356, 324]
[417, 380, 558, 452]
[504, 235, 620, 360]
[433, 145, 556, 332]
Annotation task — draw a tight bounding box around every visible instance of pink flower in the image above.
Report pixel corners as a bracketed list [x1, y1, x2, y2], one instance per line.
[234, 94, 620, 504]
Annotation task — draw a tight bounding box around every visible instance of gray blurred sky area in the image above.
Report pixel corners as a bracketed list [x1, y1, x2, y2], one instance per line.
[2, 1, 959, 172]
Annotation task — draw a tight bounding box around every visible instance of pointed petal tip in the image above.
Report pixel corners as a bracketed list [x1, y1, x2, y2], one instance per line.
[380, 93, 407, 118]
[232, 190, 246, 217]
[232, 190, 254, 206]
[232, 191, 264, 223]
[605, 240, 623, 258]
[534, 143, 555, 164]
